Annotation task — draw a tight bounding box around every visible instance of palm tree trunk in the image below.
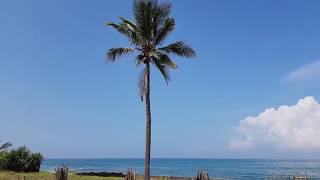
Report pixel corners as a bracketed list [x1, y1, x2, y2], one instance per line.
[144, 62, 151, 180]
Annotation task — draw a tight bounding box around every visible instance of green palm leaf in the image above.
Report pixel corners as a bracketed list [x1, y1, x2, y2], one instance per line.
[152, 2, 171, 35]
[106, 47, 135, 62]
[154, 18, 175, 45]
[107, 21, 141, 45]
[107, 22, 132, 39]
[159, 41, 196, 58]
[133, 0, 153, 42]
[153, 52, 178, 70]
[119, 17, 137, 30]
[135, 54, 146, 66]
[151, 57, 170, 83]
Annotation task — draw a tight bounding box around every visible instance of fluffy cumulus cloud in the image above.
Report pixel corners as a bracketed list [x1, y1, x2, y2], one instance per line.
[286, 60, 320, 82]
[230, 96, 320, 151]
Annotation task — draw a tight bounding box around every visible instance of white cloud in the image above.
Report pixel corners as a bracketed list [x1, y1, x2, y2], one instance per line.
[230, 96, 320, 151]
[286, 60, 320, 82]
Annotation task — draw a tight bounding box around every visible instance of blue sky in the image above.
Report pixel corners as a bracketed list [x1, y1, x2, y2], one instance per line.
[1, 0, 320, 158]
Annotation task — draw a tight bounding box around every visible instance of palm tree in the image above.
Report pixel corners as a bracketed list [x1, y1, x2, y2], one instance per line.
[106, 0, 196, 179]
[0, 141, 12, 151]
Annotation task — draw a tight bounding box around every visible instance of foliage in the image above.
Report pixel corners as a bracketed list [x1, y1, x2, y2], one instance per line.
[106, 0, 196, 101]
[0, 146, 43, 172]
[0, 171, 124, 180]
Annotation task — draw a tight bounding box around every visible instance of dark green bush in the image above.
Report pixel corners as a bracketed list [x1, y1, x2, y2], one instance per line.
[0, 146, 43, 172]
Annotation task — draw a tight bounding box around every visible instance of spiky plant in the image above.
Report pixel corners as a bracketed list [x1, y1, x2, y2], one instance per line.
[106, 0, 196, 179]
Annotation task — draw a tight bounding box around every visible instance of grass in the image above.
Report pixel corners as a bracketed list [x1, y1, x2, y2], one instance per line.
[0, 171, 124, 180]
[0, 171, 229, 180]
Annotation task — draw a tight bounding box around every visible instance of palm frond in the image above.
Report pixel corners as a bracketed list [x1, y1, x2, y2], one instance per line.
[152, 57, 170, 84]
[152, 1, 171, 32]
[106, 47, 135, 63]
[106, 0, 197, 102]
[119, 17, 137, 30]
[154, 18, 175, 45]
[134, 0, 172, 43]
[138, 67, 148, 101]
[107, 22, 132, 39]
[0, 142, 12, 151]
[135, 54, 145, 66]
[159, 41, 196, 58]
[153, 52, 178, 70]
[107, 21, 141, 45]
[118, 17, 143, 45]
[133, 0, 153, 41]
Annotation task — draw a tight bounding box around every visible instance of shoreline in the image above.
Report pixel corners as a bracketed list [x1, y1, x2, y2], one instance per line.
[42, 157, 320, 161]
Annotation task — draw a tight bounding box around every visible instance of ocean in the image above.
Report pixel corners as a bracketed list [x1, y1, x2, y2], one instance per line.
[41, 159, 320, 179]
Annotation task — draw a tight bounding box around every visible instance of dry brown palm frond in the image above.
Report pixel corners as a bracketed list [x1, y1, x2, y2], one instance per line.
[138, 67, 148, 101]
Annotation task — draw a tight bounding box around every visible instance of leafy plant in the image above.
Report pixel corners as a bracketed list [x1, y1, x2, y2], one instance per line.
[0, 146, 43, 172]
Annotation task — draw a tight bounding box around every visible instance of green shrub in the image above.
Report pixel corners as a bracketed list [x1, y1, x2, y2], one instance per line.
[0, 150, 8, 170]
[0, 146, 43, 172]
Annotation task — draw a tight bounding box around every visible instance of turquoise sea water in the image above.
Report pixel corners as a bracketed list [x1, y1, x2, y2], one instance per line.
[41, 159, 320, 179]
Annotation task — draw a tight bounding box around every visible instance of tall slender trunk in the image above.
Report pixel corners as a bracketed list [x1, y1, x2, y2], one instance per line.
[144, 62, 151, 180]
